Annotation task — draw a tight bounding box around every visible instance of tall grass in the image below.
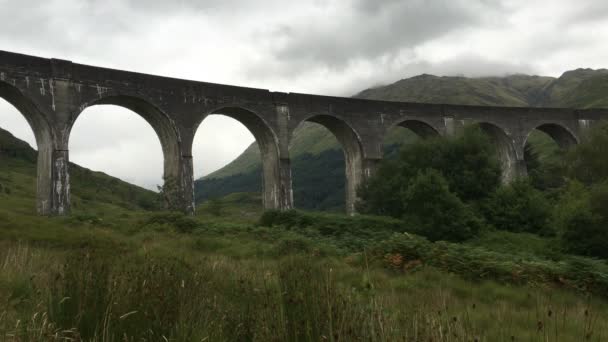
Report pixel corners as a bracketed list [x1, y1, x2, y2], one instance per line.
[1, 243, 607, 341]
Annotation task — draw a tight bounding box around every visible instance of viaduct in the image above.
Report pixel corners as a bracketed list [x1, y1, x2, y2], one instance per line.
[1, 50, 607, 215]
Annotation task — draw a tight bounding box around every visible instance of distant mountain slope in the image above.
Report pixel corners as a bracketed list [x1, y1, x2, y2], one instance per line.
[355, 74, 554, 106]
[195, 69, 608, 210]
[0, 127, 158, 212]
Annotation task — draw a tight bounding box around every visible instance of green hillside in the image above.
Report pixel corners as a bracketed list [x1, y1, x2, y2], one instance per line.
[195, 69, 608, 209]
[0, 127, 158, 215]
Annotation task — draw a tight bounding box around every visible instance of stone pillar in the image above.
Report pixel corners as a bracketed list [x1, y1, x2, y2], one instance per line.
[514, 158, 528, 179]
[260, 147, 293, 211]
[179, 155, 195, 215]
[35, 144, 70, 215]
[278, 157, 293, 210]
[273, 101, 294, 211]
[345, 157, 382, 216]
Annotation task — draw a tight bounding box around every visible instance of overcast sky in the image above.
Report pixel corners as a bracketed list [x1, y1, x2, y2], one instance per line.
[1, 0, 607, 190]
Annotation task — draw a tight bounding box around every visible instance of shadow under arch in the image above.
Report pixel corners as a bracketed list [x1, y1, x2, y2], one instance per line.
[391, 119, 441, 139]
[0, 81, 57, 214]
[194, 106, 282, 210]
[525, 123, 578, 149]
[71, 94, 182, 207]
[292, 114, 364, 214]
[475, 122, 520, 183]
[382, 119, 441, 158]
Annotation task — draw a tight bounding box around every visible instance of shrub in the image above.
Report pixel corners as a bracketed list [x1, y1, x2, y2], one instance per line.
[561, 182, 608, 258]
[371, 233, 608, 294]
[402, 170, 483, 242]
[357, 126, 501, 217]
[273, 234, 314, 256]
[565, 121, 608, 184]
[142, 212, 199, 234]
[258, 210, 409, 251]
[481, 180, 552, 235]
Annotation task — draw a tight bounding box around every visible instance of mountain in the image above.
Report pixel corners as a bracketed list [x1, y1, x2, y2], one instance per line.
[195, 69, 608, 210]
[0, 127, 158, 214]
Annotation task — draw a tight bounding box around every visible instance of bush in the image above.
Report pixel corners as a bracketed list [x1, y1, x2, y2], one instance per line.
[142, 212, 199, 234]
[371, 233, 608, 295]
[481, 180, 552, 235]
[561, 182, 608, 258]
[402, 170, 483, 242]
[357, 126, 501, 217]
[565, 121, 608, 184]
[258, 210, 410, 251]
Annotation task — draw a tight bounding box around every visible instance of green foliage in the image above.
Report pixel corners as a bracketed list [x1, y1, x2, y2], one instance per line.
[206, 197, 224, 216]
[524, 132, 566, 191]
[259, 210, 408, 251]
[402, 170, 483, 242]
[481, 179, 552, 235]
[566, 121, 608, 184]
[358, 126, 501, 217]
[141, 212, 199, 234]
[560, 182, 608, 258]
[372, 232, 608, 293]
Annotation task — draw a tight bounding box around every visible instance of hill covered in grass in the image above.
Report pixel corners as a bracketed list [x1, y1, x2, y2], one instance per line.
[195, 68, 608, 209]
[0, 127, 158, 216]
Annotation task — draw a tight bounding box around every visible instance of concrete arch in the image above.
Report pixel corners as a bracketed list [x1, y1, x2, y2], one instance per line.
[292, 114, 365, 214]
[194, 106, 283, 209]
[0, 81, 60, 214]
[475, 122, 521, 183]
[71, 94, 185, 210]
[525, 123, 579, 149]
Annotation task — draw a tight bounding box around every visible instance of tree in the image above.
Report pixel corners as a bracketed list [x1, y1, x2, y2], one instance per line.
[357, 126, 501, 217]
[565, 121, 608, 184]
[481, 180, 552, 235]
[560, 181, 608, 258]
[402, 170, 483, 242]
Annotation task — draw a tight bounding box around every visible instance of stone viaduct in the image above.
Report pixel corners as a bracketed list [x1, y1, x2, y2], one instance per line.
[1, 50, 607, 215]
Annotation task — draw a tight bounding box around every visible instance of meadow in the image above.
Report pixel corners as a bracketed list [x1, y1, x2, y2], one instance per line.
[2, 126, 608, 341]
[1, 195, 608, 341]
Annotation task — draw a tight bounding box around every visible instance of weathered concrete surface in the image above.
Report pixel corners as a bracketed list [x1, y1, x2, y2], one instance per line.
[1, 50, 608, 215]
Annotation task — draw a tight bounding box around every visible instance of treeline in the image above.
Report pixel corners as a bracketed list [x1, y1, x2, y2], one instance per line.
[357, 123, 608, 259]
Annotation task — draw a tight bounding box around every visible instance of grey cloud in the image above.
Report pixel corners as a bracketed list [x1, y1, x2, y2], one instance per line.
[263, 0, 506, 71]
[563, 1, 608, 24]
[121, 0, 285, 15]
[336, 54, 538, 96]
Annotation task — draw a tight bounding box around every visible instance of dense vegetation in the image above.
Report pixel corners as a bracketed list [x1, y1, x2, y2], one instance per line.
[196, 68, 608, 210]
[357, 121, 608, 260]
[2, 118, 608, 339]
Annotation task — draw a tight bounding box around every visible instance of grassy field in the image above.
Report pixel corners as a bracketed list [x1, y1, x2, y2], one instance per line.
[2, 188, 608, 340]
[3, 129, 608, 341]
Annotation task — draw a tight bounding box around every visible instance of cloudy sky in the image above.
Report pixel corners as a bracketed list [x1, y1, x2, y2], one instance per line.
[1, 0, 607, 189]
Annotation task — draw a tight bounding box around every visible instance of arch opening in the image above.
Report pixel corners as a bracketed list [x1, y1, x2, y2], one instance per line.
[0, 81, 55, 214]
[475, 122, 520, 183]
[0, 81, 51, 150]
[524, 124, 578, 190]
[192, 107, 280, 214]
[69, 104, 166, 211]
[383, 120, 440, 159]
[529, 123, 578, 149]
[291, 115, 364, 214]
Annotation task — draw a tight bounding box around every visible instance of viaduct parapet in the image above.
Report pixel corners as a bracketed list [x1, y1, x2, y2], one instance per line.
[1, 50, 606, 215]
